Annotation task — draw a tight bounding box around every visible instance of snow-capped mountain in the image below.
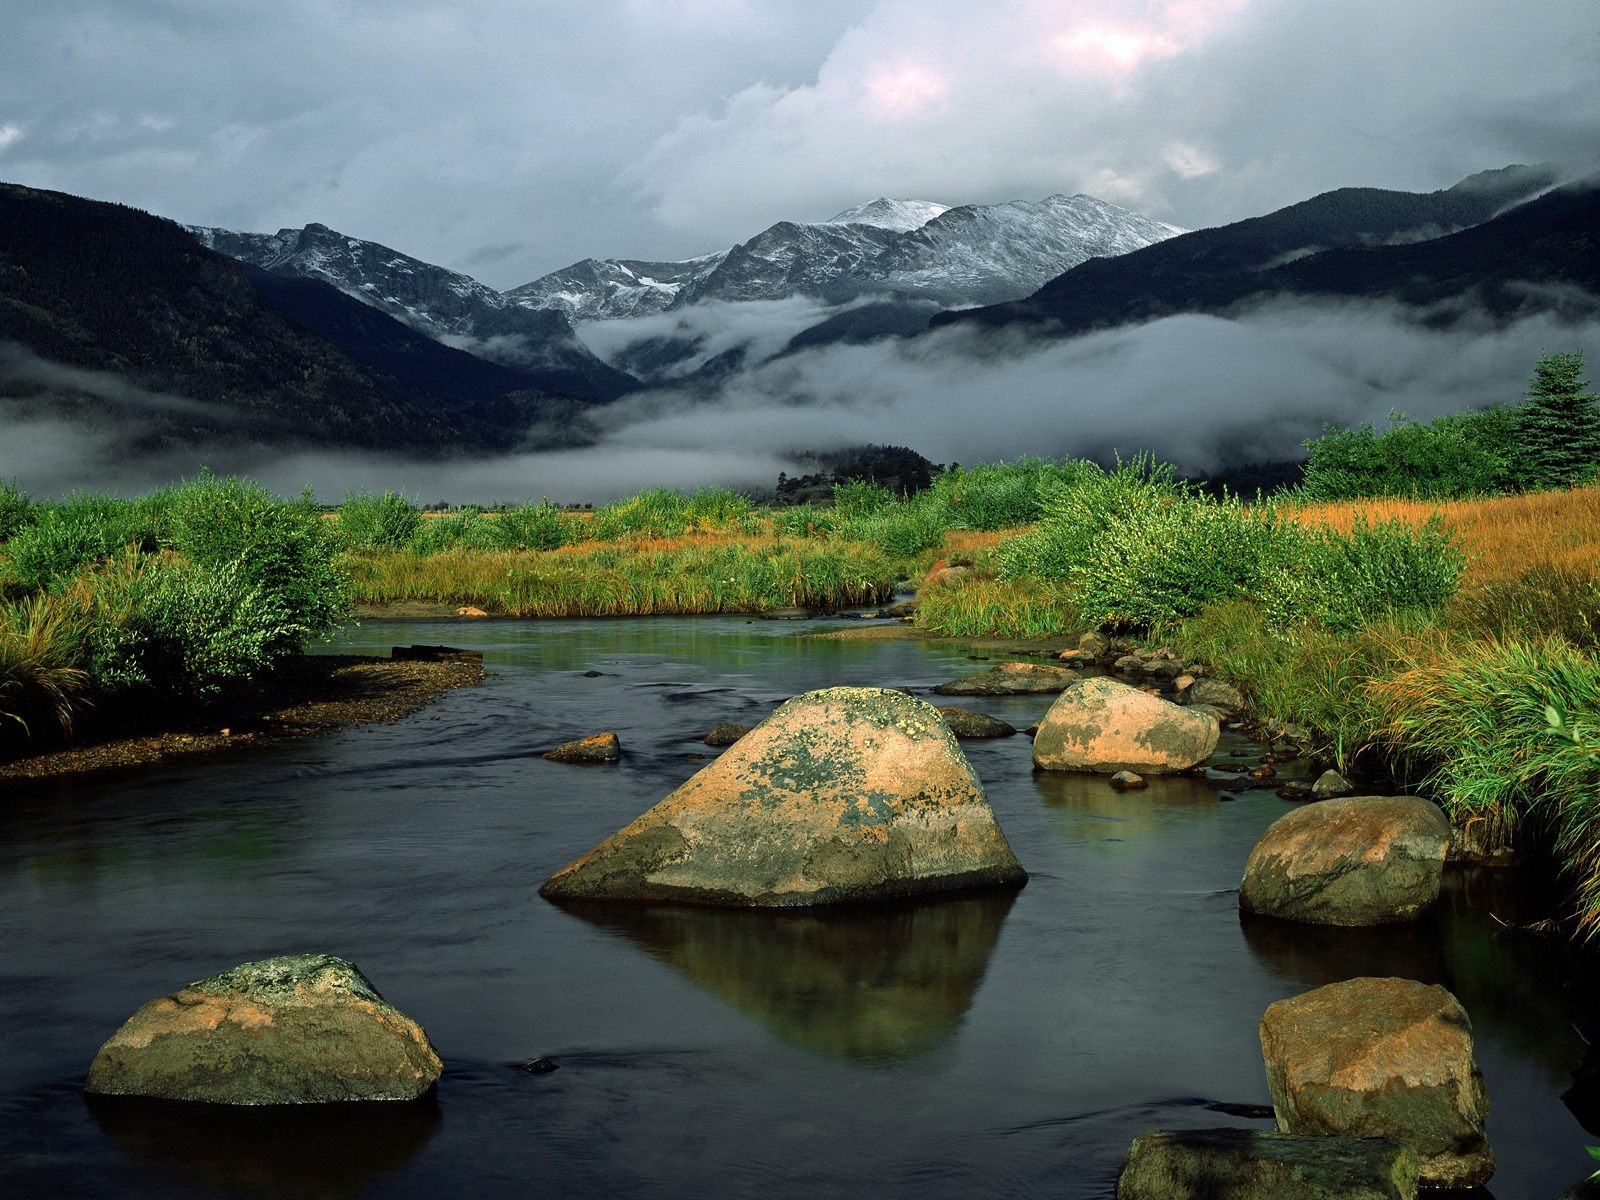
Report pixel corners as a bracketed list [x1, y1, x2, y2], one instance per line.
[503, 252, 727, 321]
[509, 193, 1184, 320]
[187, 222, 635, 399]
[822, 198, 952, 232]
[860, 194, 1186, 306]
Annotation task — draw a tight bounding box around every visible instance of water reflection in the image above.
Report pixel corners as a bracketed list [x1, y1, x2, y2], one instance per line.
[87, 1093, 439, 1199]
[555, 891, 1018, 1061]
[1240, 868, 1587, 1086]
[1032, 770, 1221, 842]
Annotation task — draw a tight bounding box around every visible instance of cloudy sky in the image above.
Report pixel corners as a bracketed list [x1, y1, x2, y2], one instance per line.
[4, 0, 1598, 290]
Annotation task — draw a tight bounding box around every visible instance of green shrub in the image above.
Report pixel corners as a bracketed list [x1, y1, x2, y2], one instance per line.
[1299, 408, 1521, 501]
[591, 488, 691, 540]
[683, 487, 753, 529]
[927, 458, 1089, 530]
[1261, 515, 1466, 633]
[830, 479, 894, 520]
[166, 474, 348, 648]
[408, 508, 503, 554]
[72, 550, 296, 698]
[5, 492, 162, 591]
[338, 491, 421, 551]
[490, 501, 578, 551]
[0, 480, 34, 543]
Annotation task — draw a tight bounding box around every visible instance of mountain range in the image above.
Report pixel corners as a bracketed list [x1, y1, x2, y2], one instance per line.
[936, 164, 1588, 335]
[2, 162, 1594, 463]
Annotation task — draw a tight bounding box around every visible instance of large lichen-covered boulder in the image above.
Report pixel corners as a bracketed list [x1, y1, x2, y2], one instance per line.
[1116, 1128, 1419, 1200]
[85, 954, 442, 1104]
[540, 687, 1027, 906]
[1032, 676, 1219, 774]
[1260, 977, 1493, 1188]
[1240, 796, 1450, 926]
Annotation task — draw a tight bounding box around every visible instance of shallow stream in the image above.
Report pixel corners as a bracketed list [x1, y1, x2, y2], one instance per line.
[1, 616, 1593, 1197]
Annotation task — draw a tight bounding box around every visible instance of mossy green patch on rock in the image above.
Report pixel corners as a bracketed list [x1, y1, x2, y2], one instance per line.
[540, 686, 1026, 906]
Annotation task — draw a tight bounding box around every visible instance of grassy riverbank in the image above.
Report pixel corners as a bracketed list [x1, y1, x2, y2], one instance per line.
[5, 457, 1600, 935]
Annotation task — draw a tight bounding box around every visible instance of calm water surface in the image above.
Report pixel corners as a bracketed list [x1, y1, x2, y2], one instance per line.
[1, 617, 1593, 1198]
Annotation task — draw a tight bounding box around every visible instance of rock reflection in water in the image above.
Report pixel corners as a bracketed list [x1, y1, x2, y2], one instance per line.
[1240, 868, 1588, 1085]
[1031, 769, 1220, 841]
[86, 1093, 439, 1200]
[556, 891, 1017, 1061]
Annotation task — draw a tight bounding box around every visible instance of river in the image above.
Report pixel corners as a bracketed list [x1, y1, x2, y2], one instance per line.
[1, 616, 1592, 1197]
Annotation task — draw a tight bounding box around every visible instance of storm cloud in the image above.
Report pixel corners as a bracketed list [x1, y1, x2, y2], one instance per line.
[2, 1, 1596, 287]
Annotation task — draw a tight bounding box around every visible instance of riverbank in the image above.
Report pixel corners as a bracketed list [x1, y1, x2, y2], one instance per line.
[1, 653, 484, 785]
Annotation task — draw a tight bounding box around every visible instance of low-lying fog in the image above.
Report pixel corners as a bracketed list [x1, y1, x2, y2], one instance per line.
[3, 295, 1596, 504]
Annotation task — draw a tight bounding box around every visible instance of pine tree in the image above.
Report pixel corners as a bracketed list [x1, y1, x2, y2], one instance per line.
[1515, 350, 1600, 490]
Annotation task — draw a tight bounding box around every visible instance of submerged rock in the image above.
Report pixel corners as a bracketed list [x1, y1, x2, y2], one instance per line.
[540, 687, 1027, 906]
[1260, 976, 1493, 1188]
[1109, 771, 1148, 791]
[932, 661, 1082, 696]
[935, 707, 1017, 739]
[1240, 795, 1449, 926]
[1116, 1128, 1419, 1200]
[1032, 677, 1219, 774]
[543, 732, 621, 763]
[84, 954, 442, 1104]
[704, 723, 752, 747]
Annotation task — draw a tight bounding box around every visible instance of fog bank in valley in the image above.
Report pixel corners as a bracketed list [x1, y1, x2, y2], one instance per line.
[2, 299, 1596, 504]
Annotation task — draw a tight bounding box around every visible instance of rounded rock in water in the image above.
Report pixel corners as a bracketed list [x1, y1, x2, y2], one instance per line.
[84, 954, 443, 1104]
[539, 686, 1028, 906]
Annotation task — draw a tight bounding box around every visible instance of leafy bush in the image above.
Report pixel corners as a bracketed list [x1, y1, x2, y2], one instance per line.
[408, 508, 503, 554]
[70, 549, 297, 698]
[591, 488, 691, 540]
[830, 479, 894, 520]
[1260, 515, 1466, 633]
[5, 492, 163, 591]
[338, 491, 421, 551]
[490, 501, 578, 551]
[927, 458, 1088, 530]
[0, 480, 33, 543]
[166, 474, 348, 648]
[1299, 408, 1521, 501]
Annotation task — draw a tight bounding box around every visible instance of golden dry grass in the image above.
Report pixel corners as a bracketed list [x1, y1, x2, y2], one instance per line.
[1287, 483, 1600, 586]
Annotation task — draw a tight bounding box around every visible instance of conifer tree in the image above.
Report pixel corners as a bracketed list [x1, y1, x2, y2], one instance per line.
[1516, 350, 1600, 490]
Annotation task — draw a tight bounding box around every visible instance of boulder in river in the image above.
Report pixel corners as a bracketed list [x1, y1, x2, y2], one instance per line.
[1115, 1127, 1419, 1200]
[1239, 795, 1449, 925]
[935, 707, 1016, 739]
[1310, 768, 1355, 799]
[543, 732, 621, 763]
[84, 954, 442, 1104]
[1175, 676, 1246, 717]
[704, 723, 752, 747]
[540, 687, 1027, 906]
[933, 661, 1082, 696]
[1260, 976, 1493, 1188]
[1032, 677, 1219, 774]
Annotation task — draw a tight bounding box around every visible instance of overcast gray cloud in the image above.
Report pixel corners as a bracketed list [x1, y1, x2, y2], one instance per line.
[2, 0, 1596, 288]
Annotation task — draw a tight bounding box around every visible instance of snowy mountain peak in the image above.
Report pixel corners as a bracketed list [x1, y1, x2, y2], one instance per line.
[824, 198, 951, 232]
